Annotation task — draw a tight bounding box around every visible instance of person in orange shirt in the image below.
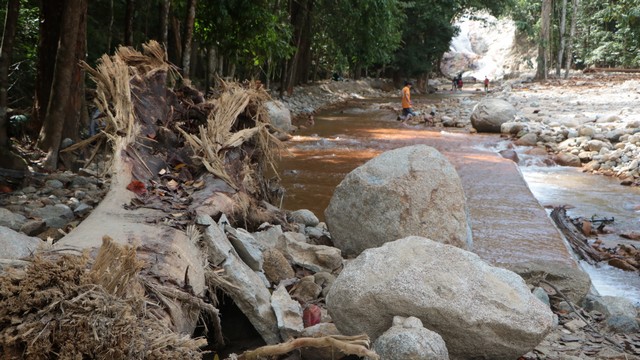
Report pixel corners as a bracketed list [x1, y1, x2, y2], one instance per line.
[399, 81, 416, 121]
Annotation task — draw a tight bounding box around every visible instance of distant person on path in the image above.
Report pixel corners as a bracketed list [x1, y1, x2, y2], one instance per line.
[451, 77, 457, 92]
[399, 81, 416, 121]
[457, 77, 463, 91]
[484, 76, 489, 93]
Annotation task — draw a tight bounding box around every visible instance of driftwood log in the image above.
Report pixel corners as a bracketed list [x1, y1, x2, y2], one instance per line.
[550, 207, 603, 265]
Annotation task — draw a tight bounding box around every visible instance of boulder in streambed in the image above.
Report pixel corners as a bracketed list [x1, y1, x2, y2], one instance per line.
[373, 316, 450, 360]
[554, 152, 582, 167]
[470, 98, 517, 133]
[326, 236, 554, 360]
[325, 145, 471, 257]
[265, 100, 293, 132]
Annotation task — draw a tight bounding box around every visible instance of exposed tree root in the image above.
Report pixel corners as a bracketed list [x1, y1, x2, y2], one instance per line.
[230, 335, 379, 360]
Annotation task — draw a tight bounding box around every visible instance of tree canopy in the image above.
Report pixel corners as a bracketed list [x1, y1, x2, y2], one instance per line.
[508, 0, 640, 72]
[1, 0, 639, 170]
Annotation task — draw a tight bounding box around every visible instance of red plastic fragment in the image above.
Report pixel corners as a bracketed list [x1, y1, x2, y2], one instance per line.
[126, 180, 147, 195]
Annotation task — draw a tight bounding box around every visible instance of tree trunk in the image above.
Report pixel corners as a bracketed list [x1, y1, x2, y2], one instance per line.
[0, 0, 20, 149]
[556, 0, 568, 76]
[189, 39, 199, 80]
[124, 0, 135, 46]
[181, 0, 197, 79]
[218, 54, 225, 78]
[37, 0, 86, 170]
[297, 2, 313, 85]
[564, 0, 579, 79]
[286, 0, 313, 93]
[160, 0, 170, 48]
[107, 0, 114, 52]
[170, 15, 182, 64]
[32, 0, 64, 137]
[60, 0, 87, 171]
[229, 58, 236, 80]
[206, 45, 217, 92]
[0, 0, 26, 170]
[536, 0, 552, 80]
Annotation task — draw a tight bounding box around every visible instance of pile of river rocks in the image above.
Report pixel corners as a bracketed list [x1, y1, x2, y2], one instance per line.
[496, 76, 640, 185]
[0, 168, 109, 259]
[388, 75, 640, 189]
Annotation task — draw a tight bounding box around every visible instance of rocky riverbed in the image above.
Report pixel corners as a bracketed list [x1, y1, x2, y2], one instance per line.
[1, 73, 640, 359]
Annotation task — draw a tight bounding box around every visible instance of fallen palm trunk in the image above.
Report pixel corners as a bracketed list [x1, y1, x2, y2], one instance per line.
[231, 335, 379, 360]
[0, 237, 207, 358]
[6, 40, 288, 355]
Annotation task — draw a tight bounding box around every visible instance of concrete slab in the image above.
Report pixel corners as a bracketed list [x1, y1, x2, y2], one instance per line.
[428, 131, 592, 302]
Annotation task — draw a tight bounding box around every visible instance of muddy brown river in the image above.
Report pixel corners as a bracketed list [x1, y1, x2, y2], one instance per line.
[276, 94, 640, 304]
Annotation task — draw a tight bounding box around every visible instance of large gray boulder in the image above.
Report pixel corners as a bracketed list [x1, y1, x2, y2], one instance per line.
[470, 98, 517, 133]
[326, 236, 554, 360]
[325, 145, 471, 257]
[265, 100, 292, 132]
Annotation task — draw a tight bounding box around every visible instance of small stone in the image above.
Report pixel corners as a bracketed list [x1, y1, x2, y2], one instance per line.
[45, 179, 64, 189]
[70, 176, 90, 188]
[532, 287, 550, 307]
[0, 208, 27, 231]
[560, 335, 581, 343]
[73, 203, 93, 217]
[66, 197, 80, 210]
[20, 219, 47, 236]
[74, 190, 87, 200]
[564, 318, 587, 332]
[262, 248, 295, 284]
[291, 276, 322, 303]
[37, 227, 64, 242]
[288, 209, 320, 227]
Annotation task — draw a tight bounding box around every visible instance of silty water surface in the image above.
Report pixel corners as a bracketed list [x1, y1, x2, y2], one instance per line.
[277, 95, 640, 304]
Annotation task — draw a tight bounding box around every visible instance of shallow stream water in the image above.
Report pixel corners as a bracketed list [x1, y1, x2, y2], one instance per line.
[277, 94, 640, 305]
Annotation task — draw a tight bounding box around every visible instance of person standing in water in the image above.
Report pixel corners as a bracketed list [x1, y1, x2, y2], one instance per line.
[484, 76, 490, 94]
[399, 81, 416, 121]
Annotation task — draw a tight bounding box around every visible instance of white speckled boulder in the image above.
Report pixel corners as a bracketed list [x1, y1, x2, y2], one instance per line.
[326, 236, 554, 360]
[325, 145, 471, 257]
[470, 98, 517, 133]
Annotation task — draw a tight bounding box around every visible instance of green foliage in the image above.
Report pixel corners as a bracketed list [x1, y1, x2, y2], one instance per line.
[194, 0, 294, 79]
[309, 25, 350, 78]
[9, 0, 637, 108]
[391, 0, 512, 79]
[507, 0, 539, 39]
[2, 0, 39, 110]
[509, 0, 640, 68]
[318, 0, 404, 75]
[574, 0, 640, 67]
[395, 5, 456, 77]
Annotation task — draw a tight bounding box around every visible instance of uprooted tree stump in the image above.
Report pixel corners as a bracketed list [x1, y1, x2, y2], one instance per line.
[0, 237, 208, 359]
[1, 40, 295, 357]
